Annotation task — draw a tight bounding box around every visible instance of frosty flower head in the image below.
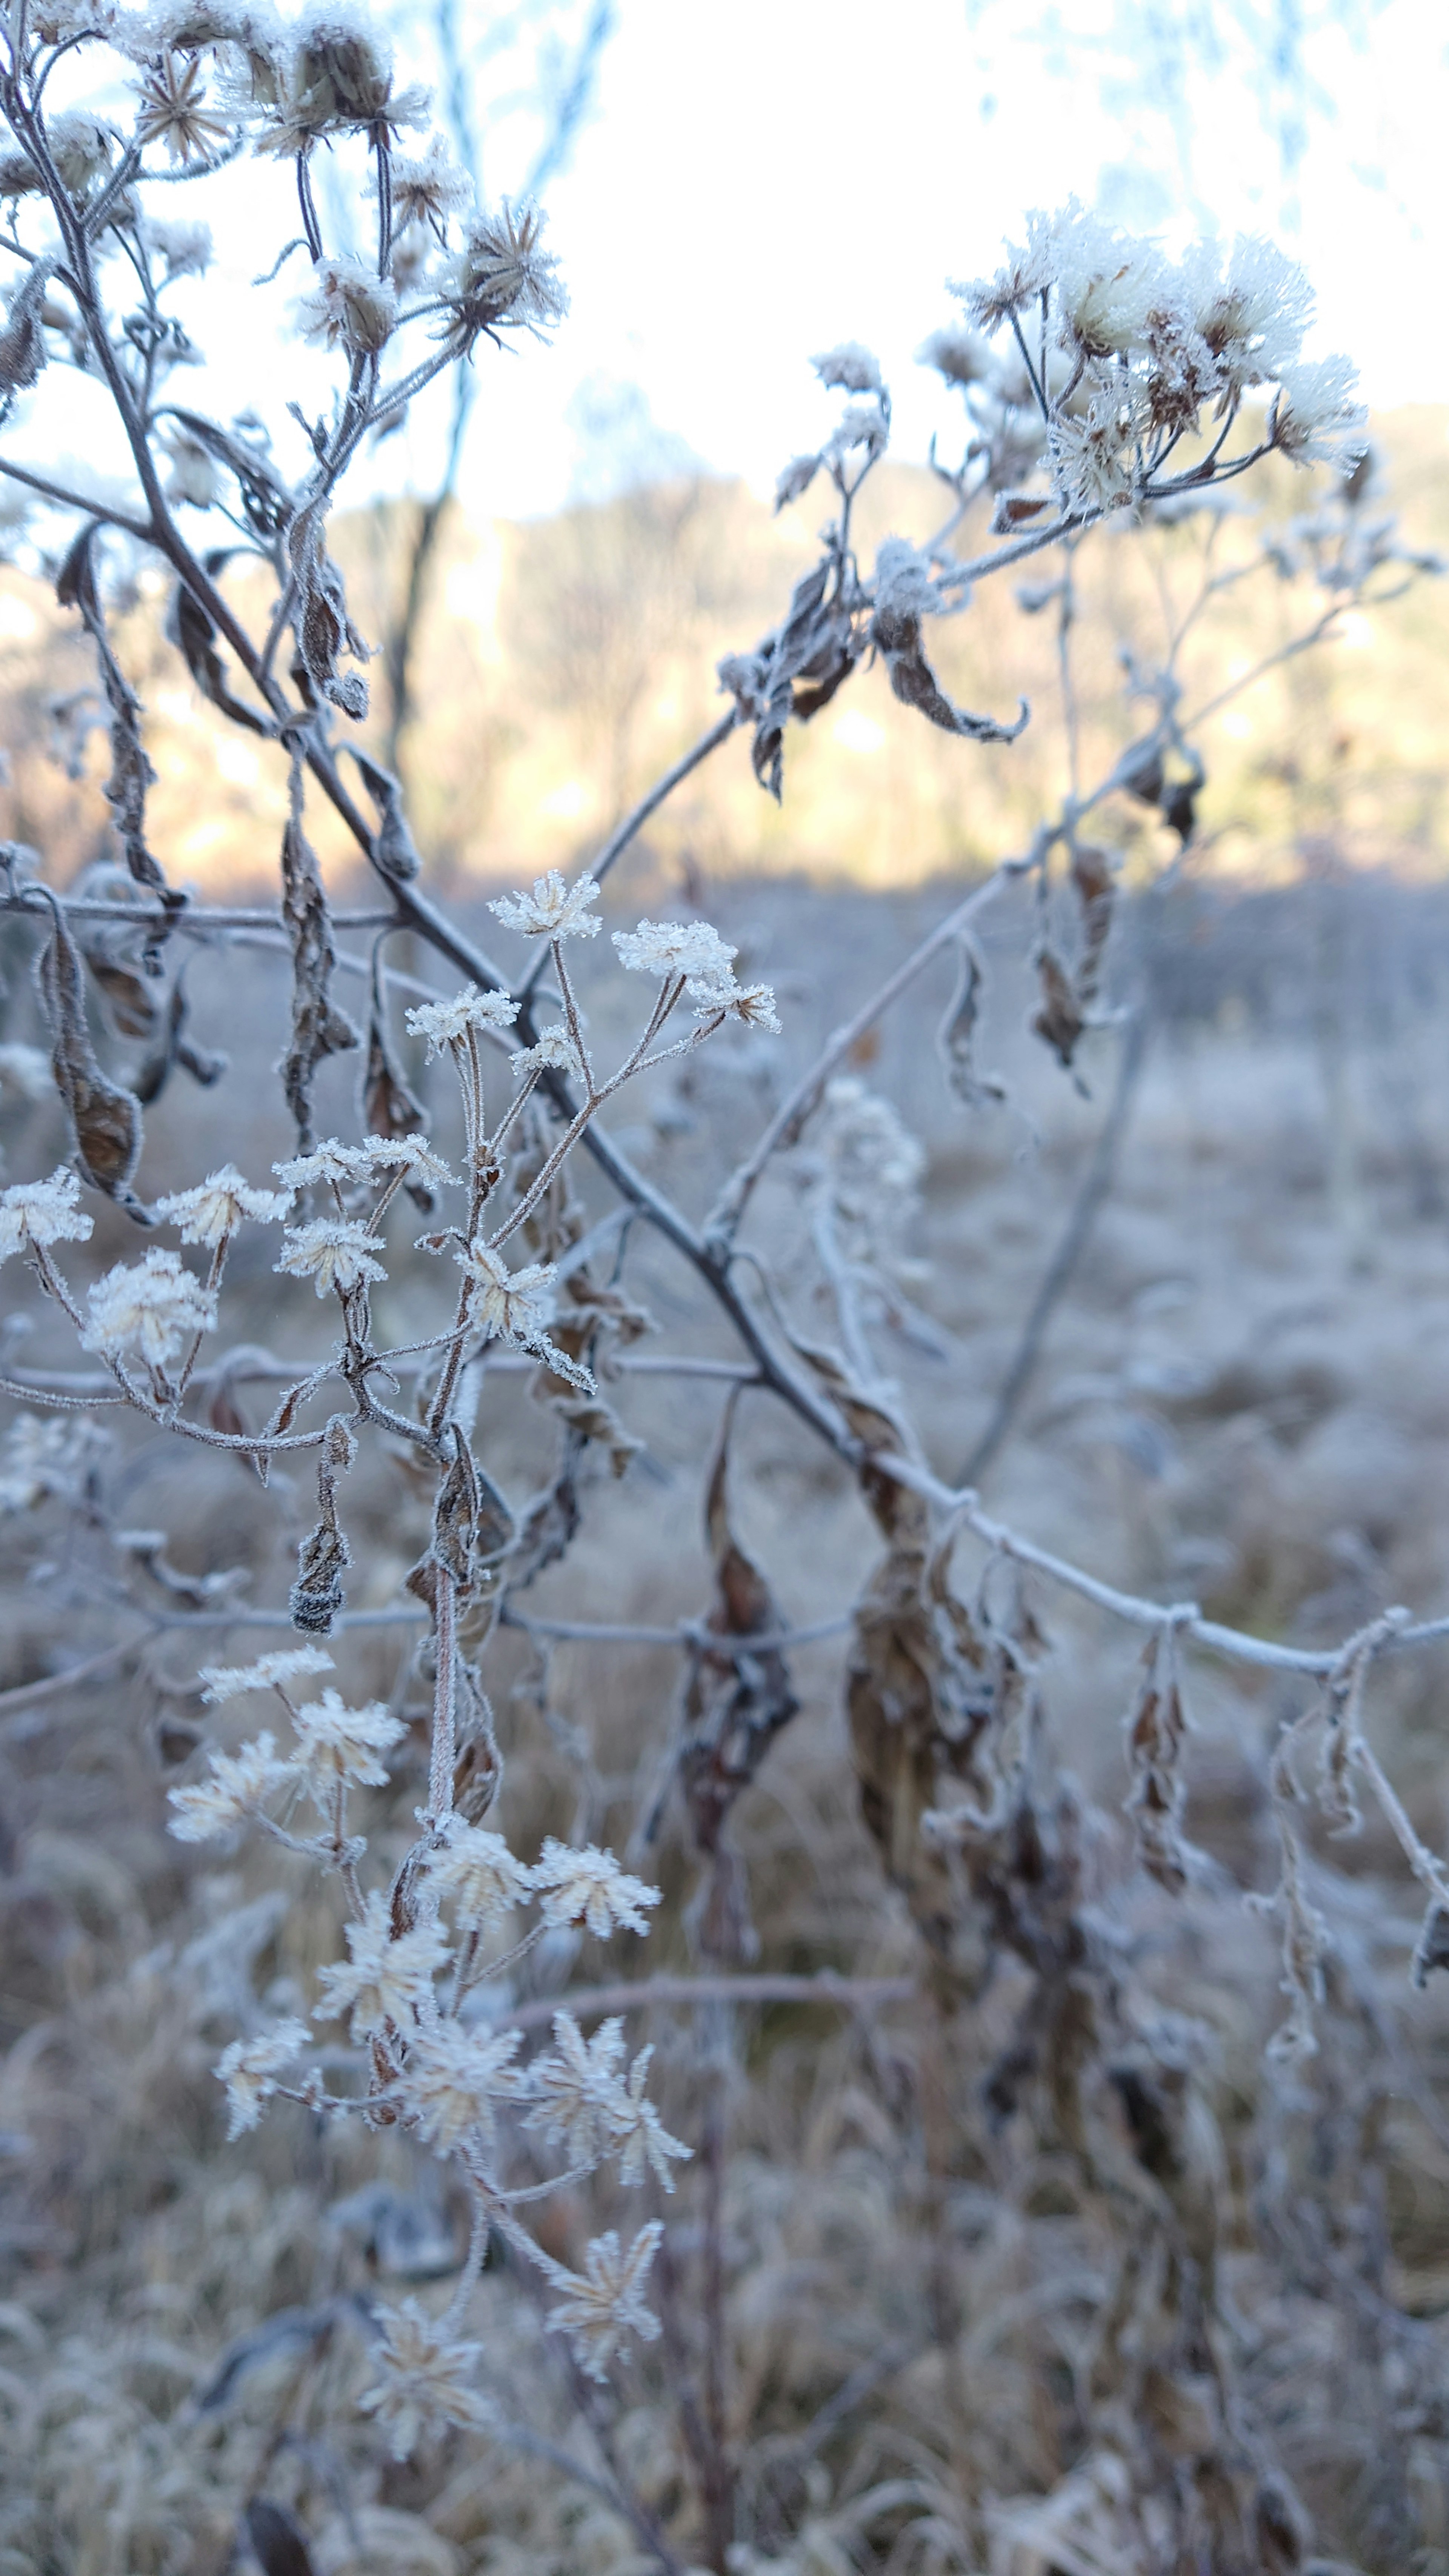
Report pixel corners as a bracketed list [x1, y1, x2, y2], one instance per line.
[398, 2023, 526, 2153]
[453, 1240, 555, 1344]
[82, 1247, 217, 1373]
[531, 1839, 661, 1939]
[0, 1167, 93, 1262]
[694, 978, 781, 1035]
[357, 1132, 457, 1187]
[1048, 375, 1141, 518]
[525, 2011, 688, 2190]
[0, 110, 117, 201]
[198, 1644, 334, 1705]
[298, 251, 398, 356]
[215, 2018, 310, 2139]
[404, 986, 518, 1056]
[917, 323, 998, 390]
[132, 48, 229, 161]
[290, 1689, 406, 1798]
[543, 2223, 664, 2381]
[512, 1023, 585, 1079]
[1272, 356, 1367, 468]
[444, 200, 567, 349]
[142, 215, 212, 278]
[1185, 234, 1314, 391]
[167, 1731, 297, 1842]
[314, 1890, 450, 2040]
[489, 870, 600, 942]
[154, 1165, 291, 1245]
[357, 2300, 490, 2459]
[1049, 203, 1173, 358]
[427, 1819, 532, 1930]
[273, 1137, 375, 1190]
[257, 9, 428, 154]
[387, 132, 471, 239]
[812, 341, 882, 394]
[275, 1218, 388, 1300]
[612, 918, 738, 991]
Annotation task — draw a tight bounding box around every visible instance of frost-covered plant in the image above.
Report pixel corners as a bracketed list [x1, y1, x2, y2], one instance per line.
[0, 1, 1446, 2565]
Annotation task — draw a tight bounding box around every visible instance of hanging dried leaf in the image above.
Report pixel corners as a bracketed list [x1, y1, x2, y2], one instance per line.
[289, 1416, 356, 1634]
[288, 509, 369, 718]
[937, 934, 1005, 1108]
[1069, 842, 1115, 1011]
[167, 574, 270, 736]
[406, 1424, 514, 1627]
[56, 524, 178, 915]
[1123, 1628, 1197, 1893]
[33, 895, 146, 1210]
[278, 752, 359, 1149]
[872, 585, 1029, 743]
[165, 405, 292, 540]
[1030, 943, 1086, 1070]
[718, 554, 861, 801]
[351, 748, 421, 882]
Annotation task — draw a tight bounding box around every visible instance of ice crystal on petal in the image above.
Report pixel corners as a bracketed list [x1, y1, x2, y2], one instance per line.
[215, 2017, 310, 2138]
[314, 1891, 450, 2039]
[403, 987, 519, 1055]
[167, 1731, 296, 1842]
[543, 2223, 664, 2381]
[153, 1165, 291, 1244]
[357, 2299, 490, 2458]
[275, 1219, 388, 1298]
[290, 1689, 406, 1796]
[489, 870, 600, 941]
[531, 1839, 661, 1939]
[0, 1167, 94, 1261]
[399, 2022, 526, 2152]
[198, 1644, 334, 1704]
[427, 1819, 532, 1929]
[82, 1247, 216, 1372]
[611, 918, 737, 986]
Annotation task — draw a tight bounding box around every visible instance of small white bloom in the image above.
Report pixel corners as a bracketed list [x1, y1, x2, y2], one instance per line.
[511, 1023, 584, 1078]
[489, 870, 601, 942]
[0, 1167, 93, 1262]
[314, 1891, 451, 2041]
[290, 1689, 406, 1799]
[398, 2022, 527, 2153]
[612, 919, 738, 988]
[167, 1731, 297, 1842]
[153, 1164, 291, 1245]
[427, 1819, 532, 1930]
[385, 132, 472, 237]
[812, 340, 882, 394]
[141, 215, 212, 278]
[608, 2045, 692, 2191]
[445, 200, 567, 349]
[198, 1645, 334, 1705]
[531, 1838, 661, 1940]
[215, 2018, 311, 2139]
[298, 251, 398, 354]
[82, 1247, 216, 1372]
[357, 1132, 457, 1187]
[453, 1239, 555, 1343]
[526, 2012, 628, 2164]
[272, 1137, 376, 1189]
[705, 979, 781, 1035]
[403, 986, 519, 1056]
[274, 1218, 388, 1299]
[543, 2224, 664, 2381]
[1273, 355, 1367, 467]
[357, 2300, 490, 2459]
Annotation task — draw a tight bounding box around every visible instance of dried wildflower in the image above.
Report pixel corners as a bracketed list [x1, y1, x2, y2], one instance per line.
[399, 2022, 526, 2153]
[404, 987, 519, 1055]
[531, 1838, 661, 1939]
[0, 1411, 104, 1513]
[215, 2018, 311, 2138]
[274, 1218, 388, 1299]
[427, 1819, 532, 1929]
[543, 2223, 664, 2380]
[954, 209, 1055, 330]
[1273, 355, 1367, 468]
[612, 918, 737, 989]
[132, 48, 228, 160]
[153, 1164, 291, 1244]
[526, 2012, 629, 2163]
[512, 1023, 584, 1078]
[290, 1688, 406, 1796]
[386, 133, 471, 239]
[141, 214, 212, 277]
[1184, 234, 1313, 392]
[273, 1137, 376, 1189]
[315, 1892, 450, 2040]
[452, 1240, 555, 1343]
[0, 1167, 94, 1261]
[255, 13, 428, 156]
[694, 977, 781, 1034]
[357, 1131, 457, 1187]
[489, 870, 600, 942]
[443, 200, 567, 351]
[1048, 374, 1140, 517]
[812, 341, 882, 394]
[357, 2300, 490, 2458]
[608, 2046, 691, 2190]
[199, 1644, 334, 1704]
[298, 252, 399, 357]
[917, 323, 998, 388]
[167, 1730, 297, 1841]
[82, 1247, 217, 1372]
[0, 110, 117, 201]
[0, 1042, 52, 1102]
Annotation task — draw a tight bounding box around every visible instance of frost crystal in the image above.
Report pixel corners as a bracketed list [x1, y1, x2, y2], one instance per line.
[198, 1645, 334, 1705]
[274, 1218, 388, 1298]
[399, 2022, 527, 2152]
[489, 869, 600, 941]
[314, 1891, 451, 2040]
[153, 1164, 291, 1244]
[167, 1731, 297, 1842]
[543, 2223, 665, 2381]
[611, 918, 738, 989]
[82, 1247, 217, 1372]
[404, 986, 519, 1055]
[357, 2300, 491, 2458]
[427, 1820, 533, 1929]
[531, 1838, 661, 1939]
[290, 1689, 406, 1796]
[0, 1167, 93, 1261]
[215, 2018, 311, 2139]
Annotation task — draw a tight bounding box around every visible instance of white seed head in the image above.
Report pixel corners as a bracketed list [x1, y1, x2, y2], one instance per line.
[542, 2223, 664, 2381]
[453, 1240, 555, 1344]
[357, 2299, 491, 2459]
[427, 1819, 532, 1930]
[198, 1644, 334, 1704]
[153, 1164, 291, 1245]
[290, 1689, 406, 1798]
[0, 1166, 93, 1261]
[397, 2022, 527, 2153]
[274, 1218, 388, 1298]
[314, 1891, 451, 2040]
[82, 1246, 217, 1371]
[167, 1731, 297, 1842]
[489, 869, 600, 941]
[611, 918, 737, 987]
[403, 986, 519, 1056]
[531, 1838, 661, 1940]
[214, 2018, 311, 2138]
